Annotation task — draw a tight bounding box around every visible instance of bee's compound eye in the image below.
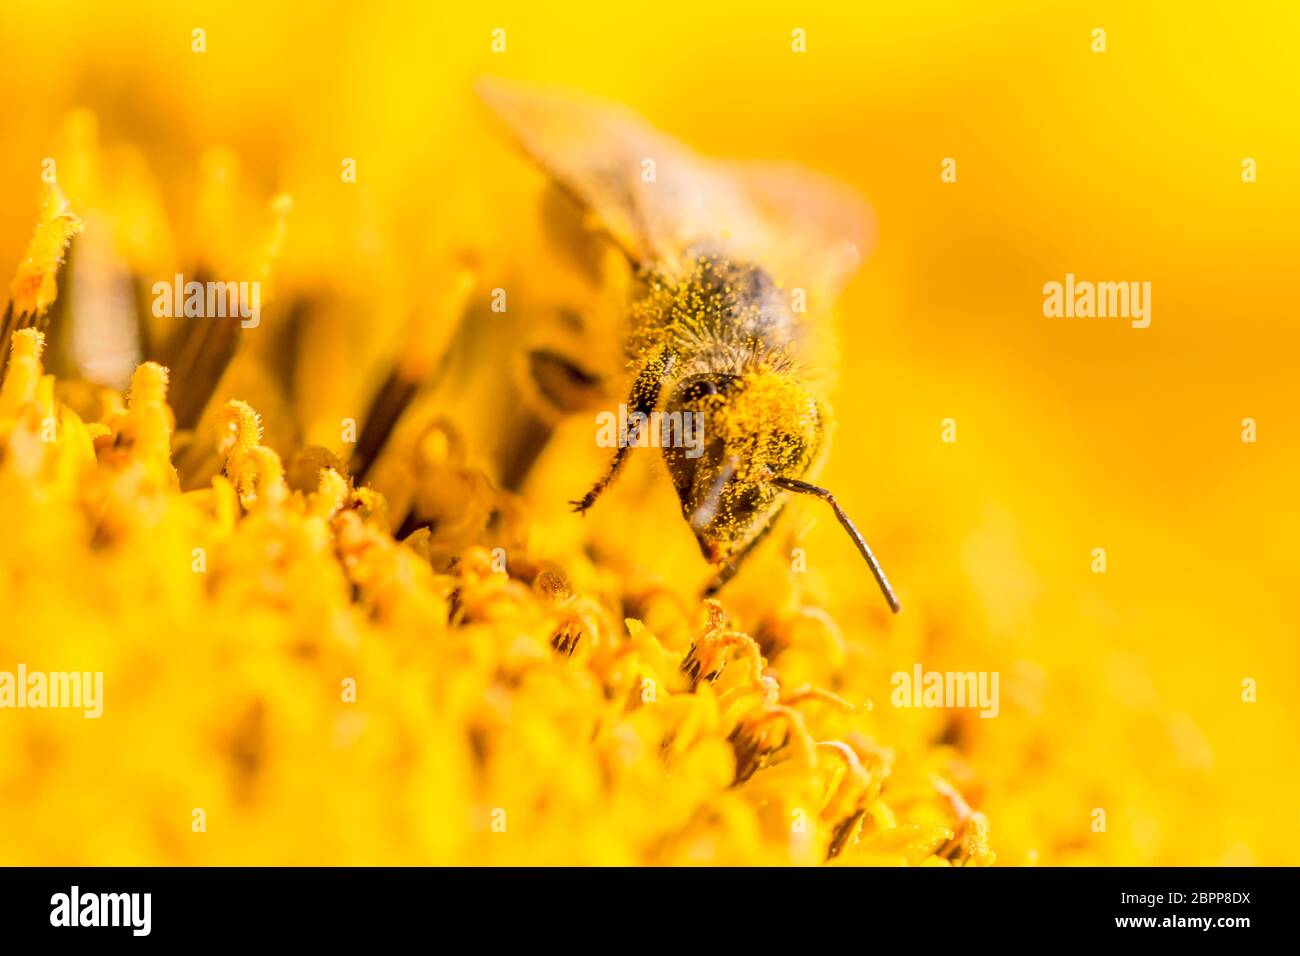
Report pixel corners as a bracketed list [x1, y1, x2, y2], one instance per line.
[673, 374, 739, 406]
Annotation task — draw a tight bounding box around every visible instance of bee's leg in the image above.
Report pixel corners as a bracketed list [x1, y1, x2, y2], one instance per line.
[701, 505, 785, 597]
[570, 347, 675, 513]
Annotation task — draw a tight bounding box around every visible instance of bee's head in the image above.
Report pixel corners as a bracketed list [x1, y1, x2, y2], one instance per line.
[661, 368, 822, 562]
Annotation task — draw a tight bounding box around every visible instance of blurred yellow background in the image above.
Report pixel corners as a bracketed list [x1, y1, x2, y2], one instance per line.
[1, 0, 1296, 864]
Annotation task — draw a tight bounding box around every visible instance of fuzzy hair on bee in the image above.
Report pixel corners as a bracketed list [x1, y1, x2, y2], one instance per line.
[478, 77, 900, 612]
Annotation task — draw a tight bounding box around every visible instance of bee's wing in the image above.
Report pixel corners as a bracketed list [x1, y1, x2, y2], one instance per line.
[478, 78, 873, 298]
[476, 77, 763, 268]
[722, 161, 875, 301]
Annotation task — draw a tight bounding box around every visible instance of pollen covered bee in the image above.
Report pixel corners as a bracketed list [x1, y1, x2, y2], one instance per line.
[479, 78, 900, 612]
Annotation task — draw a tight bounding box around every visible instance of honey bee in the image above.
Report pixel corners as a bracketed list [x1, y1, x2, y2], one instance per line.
[479, 78, 899, 612]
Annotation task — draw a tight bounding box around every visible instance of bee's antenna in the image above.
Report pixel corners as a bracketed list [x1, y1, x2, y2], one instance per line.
[690, 456, 739, 531]
[769, 475, 901, 614]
